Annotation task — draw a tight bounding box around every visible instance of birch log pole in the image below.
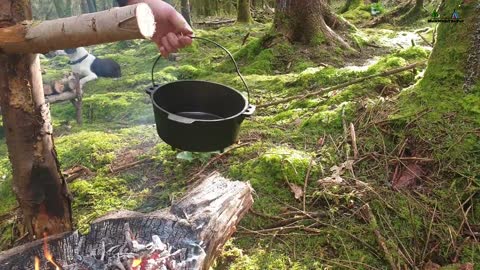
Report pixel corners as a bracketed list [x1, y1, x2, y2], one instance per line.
[0, 3, 155, 54]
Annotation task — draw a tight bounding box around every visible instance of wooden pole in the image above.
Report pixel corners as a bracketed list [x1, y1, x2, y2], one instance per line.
[0, 3, 155, 54]
[0, 0, 73, 239]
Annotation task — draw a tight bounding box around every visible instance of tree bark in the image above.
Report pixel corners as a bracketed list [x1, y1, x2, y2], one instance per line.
[0, 0, 73, 240]
[237, 0, 252, 23]
[0, 4, 155, 54]
[181, 0, 192, 27]
[274, 0, 352, 48]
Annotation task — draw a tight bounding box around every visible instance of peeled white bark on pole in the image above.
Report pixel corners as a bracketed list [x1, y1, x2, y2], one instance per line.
[0, 3, 155, 54]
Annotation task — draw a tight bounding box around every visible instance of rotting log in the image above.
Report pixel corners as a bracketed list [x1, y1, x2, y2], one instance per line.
[0, 3, 155, 54]
[0, 172, 254, 270]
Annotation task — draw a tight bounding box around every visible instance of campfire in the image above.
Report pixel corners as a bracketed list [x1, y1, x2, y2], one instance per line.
[34, 223, 204, 270]
[0, 173, 254, 270]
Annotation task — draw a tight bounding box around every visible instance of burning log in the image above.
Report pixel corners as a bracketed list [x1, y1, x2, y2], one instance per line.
[0, 172, 253, 270]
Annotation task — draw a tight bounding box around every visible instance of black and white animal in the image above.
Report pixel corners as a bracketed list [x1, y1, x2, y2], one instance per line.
[55, 47, 121, 86]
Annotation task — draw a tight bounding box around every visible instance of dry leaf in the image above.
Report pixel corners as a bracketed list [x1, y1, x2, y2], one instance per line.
[460, 263, 474, 270]
[392, 163, 425, 189]
[318, 160, 354, 185]
[288, 183, 304, 200]
[423, 261, 440, 270]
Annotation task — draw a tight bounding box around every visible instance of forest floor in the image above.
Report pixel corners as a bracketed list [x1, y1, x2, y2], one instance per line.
[0, 3, 479, 269]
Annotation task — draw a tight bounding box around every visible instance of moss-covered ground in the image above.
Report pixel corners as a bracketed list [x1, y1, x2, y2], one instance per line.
[0, 2, 479, 268]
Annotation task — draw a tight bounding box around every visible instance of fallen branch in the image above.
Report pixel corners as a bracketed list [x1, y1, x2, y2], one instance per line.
[350, 123, 359, 160]
[45, 91, 77, 103]
[417, 33, 433, 47]
[257, 61, 426, 108]
[242, 32, 251, 46]
[195, 19, 236, 27]
[109, 158, 153, 173]
[187, 142, 252, 183]
[361, 204, 398, 270]
[63, 165, 93, 183]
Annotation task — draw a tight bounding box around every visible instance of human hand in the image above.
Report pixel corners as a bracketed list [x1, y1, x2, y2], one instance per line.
[129, 0, 193, 57]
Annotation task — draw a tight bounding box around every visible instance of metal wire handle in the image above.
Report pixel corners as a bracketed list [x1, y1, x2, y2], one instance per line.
[151, 36, 251, 103]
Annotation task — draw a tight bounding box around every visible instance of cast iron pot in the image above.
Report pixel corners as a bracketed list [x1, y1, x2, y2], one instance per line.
[146, 37, 255, 152]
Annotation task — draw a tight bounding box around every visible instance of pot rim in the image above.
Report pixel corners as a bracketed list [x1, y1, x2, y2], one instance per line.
[150, 80, 250, 123]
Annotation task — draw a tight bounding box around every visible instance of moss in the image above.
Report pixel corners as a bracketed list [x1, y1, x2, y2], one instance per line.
[0, 143, 15, 215]
[0, 178, 16, 215]
[342, 8, 371, 25]
[310, 33, 327, 46]
[56, 131, 125, 170]
[70, 175, 142, 233]
[226, 248, 309, 270]
[393, 46, 429, 60]
[162, 65, 205, 80]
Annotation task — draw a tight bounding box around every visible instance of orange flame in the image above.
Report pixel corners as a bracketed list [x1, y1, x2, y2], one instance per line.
[43, 232, 61, 270]
[132, 257, 142, 268]
[34, 256, 40, 270]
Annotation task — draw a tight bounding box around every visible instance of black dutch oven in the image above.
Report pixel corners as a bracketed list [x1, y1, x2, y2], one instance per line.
[146, 37, 255, 152]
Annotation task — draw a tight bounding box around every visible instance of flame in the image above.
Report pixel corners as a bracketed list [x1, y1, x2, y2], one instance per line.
[42, 232, 61, 270]
[34, 256, 40, 270]
[132, 257, 142, 268]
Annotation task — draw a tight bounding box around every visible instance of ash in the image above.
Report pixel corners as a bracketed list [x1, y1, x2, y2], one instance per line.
[59, 223, 205, 270]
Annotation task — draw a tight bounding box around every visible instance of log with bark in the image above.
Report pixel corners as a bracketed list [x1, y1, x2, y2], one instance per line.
[0, 172, 254, 270]
[43, 73, 77, 96]
[0, 3, 155, 54]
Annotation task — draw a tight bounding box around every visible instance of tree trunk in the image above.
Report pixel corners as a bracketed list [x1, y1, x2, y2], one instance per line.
[237, 0, 252, 23]
[0, 0, 73, 240]
[274, 0, 352, 48]
[87, 0, 97, 13]
[181, 0, 192, 27]
[52, 0, 67, 17]
[415, 0, 423, 10]
[80, 0, 89, 14]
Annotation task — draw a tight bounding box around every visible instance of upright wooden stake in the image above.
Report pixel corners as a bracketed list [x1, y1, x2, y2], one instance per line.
[0, 0, 73, 240]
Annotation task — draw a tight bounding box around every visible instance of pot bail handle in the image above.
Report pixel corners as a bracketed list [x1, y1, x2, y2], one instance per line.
[150, 36, 251, 103]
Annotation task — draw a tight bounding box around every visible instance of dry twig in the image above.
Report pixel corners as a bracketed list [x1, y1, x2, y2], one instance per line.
[361, 204, 398, 270]
[188, 142, 252, 183]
